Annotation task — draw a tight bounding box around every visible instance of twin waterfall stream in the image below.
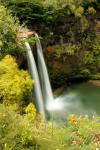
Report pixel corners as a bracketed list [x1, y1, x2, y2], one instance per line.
[25, 34, 54, 118]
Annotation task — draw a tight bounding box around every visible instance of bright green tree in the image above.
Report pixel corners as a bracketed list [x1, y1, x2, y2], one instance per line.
[0, 55, 33, 105]
[0, 5, 23, 59]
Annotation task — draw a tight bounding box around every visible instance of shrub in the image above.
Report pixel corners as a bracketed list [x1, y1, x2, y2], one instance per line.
[49, 68, 67, 87]
[88, 7, 96, 14]
[83, 52, 95, 65]
[80, 69, 91, 77]
[65, 44, 79, 56]
[0, 55, 33, 106]
[0, 104, 37, 150]
[75, 6, 84, 17]
[92, 73, 100, 79]
[25, 103, 36, 120]
[54, 45, 64, 58]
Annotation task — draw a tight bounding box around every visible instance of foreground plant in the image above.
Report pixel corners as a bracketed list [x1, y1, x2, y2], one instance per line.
[0, 55, 33, 106]
[0, 104, 100, 150]
[0, 104, 37, 150]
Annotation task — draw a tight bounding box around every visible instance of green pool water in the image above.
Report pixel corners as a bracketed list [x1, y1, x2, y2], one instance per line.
[49, 82, 100, 122]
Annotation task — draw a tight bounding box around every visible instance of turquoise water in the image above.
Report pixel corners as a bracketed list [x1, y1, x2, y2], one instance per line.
[49, 82, 100, 122]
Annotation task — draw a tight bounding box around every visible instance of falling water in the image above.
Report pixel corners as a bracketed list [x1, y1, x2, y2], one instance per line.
[25, 41, 45, 115]
[35, 34, 54, 106]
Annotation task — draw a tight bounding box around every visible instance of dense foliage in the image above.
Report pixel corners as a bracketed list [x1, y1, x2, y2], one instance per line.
[0, 1, 99, 149]
[0, 0, 99, 84]
[0, 104, 37, 150]
[0, 104, 100, 150]
[0, 0, 99, 37]
[0, 5, 24, 59]
[0, 55, 33, 106]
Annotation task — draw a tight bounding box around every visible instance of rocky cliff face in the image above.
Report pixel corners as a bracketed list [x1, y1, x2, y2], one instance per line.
[41, 13, 100, 87]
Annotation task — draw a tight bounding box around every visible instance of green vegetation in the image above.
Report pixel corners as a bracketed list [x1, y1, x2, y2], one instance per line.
[0, 104, 37, 150]
[0, 55, 33, 107]
[0, 1, 100, 83]
[0, 1, 100, 149]
[0, 5, 24, 59]
[0, 104, 100, 150]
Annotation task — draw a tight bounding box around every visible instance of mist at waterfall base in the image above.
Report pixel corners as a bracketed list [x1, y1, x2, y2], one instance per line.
[47, 82, 100, 123]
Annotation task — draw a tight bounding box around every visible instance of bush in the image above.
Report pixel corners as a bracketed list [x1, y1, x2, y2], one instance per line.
[88, 7, 96, 14]
[91, 73, 100, 79]
[80, 69, 91, 77]
[0, 104, 37, 150]
[75, 6, 84, 17]
[25, 103, 36, 120]
[49, 68, 67, 87]
[0, 55, 33, 106]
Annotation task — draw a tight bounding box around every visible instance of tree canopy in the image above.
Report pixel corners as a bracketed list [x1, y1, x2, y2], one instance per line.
[0, 55, 33, 106]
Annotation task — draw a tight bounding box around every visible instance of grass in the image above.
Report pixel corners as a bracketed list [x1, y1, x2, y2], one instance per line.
[33, 114, 100, 150]
[0, 104, 100, 150]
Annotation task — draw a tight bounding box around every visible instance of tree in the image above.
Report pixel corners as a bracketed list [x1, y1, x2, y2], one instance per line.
[0, 5, 23, 59]
[0, 55, 33, 106]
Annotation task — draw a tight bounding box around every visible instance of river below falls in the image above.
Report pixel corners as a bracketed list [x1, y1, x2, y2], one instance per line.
[49, 82, 100, 123]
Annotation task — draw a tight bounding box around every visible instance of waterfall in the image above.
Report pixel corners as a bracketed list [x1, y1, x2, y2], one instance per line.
[35, 34, 54, 106]
[25, 33, 54, 118]
[25, 41, 45, 115]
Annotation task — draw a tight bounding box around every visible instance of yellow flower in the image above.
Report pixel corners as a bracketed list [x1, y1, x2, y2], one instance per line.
[69, 114, 78, 125]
